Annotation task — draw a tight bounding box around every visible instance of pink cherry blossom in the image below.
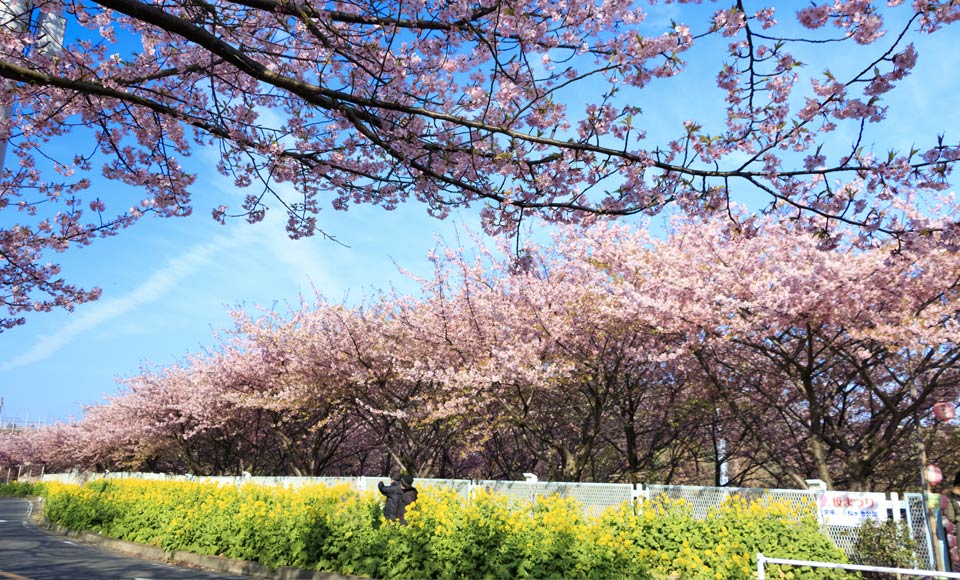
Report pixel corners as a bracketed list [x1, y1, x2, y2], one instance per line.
[1, 1, 959, 326]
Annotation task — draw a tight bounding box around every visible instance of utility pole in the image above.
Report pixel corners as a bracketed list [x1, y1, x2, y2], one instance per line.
[913, 381, 947, 573]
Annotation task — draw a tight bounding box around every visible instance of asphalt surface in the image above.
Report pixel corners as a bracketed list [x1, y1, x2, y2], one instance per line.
[0, 497, 253, 580]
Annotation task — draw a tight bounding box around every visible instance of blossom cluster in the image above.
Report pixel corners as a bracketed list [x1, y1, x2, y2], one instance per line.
[3, 215, 958, 492]
[2, 1, 960, 327]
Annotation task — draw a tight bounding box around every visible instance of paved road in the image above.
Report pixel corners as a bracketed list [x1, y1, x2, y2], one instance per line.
[0, 498, 252, 580]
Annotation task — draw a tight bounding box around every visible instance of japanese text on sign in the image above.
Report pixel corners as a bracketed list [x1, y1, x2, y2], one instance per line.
[818, 492, 887, 527]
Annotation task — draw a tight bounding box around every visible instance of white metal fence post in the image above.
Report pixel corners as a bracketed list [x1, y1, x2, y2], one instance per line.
[631, 483, 646, 515]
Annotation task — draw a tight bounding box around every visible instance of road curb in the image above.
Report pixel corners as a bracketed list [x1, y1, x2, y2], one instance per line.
[30, 498, 362, 580]
[46, 524, 361, 579]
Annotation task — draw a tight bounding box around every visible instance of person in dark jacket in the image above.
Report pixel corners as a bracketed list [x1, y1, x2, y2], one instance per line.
[398, 474, 418, 524]
[378, 473, 404, 521]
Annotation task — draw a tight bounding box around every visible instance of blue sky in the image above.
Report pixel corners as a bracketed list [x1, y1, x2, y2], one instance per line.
[1, 4, 959, 424]
[0, 171, 476, 423]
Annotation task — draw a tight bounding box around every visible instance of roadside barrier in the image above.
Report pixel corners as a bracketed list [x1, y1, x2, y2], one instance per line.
[37, 471, 946, 571]
[757, 552, 960, 580]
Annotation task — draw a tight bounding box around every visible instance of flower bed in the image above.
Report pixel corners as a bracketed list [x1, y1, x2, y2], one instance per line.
[37, 480, 853, 579]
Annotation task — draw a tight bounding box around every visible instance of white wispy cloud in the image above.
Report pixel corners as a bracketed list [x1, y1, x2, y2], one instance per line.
[0, 230, 251, 372]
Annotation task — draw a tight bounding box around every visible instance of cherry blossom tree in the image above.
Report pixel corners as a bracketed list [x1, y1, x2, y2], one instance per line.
[180, 320, 372, 476]
[497, 216, 960, 489]
[217, 301, 447, 477]
[392, 233, 717, 482]
[330, 297, 490, 478]
[3, 0, 960, 328]
[5, 215, 960, 489]
[628, 217, 960, 490]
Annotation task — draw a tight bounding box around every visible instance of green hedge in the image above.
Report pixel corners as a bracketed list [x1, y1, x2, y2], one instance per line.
[40, 480, 855, 580]
[0, 481, 43, 496]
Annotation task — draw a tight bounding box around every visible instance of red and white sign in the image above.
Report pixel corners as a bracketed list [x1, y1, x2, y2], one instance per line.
[818, 492, 887, 527]
[934, 401, 956, 422]
[926, 464, 944, 486]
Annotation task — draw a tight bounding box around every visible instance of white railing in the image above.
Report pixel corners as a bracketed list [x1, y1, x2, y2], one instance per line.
[757, 553, 960, 579]
[0, 417, 49, 431]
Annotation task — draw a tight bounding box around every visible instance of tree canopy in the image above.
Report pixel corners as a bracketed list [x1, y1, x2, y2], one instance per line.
[4, 215, 958, 490]
[2, 0, 960, 328]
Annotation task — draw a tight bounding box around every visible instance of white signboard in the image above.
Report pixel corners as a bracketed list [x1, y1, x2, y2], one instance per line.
[818, 491, 888, 527]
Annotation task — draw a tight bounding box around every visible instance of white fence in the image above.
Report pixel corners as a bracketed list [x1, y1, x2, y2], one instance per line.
[38, 471, 947, 571]
[0, 417, 49, 431]
[757, 553, 960, 580]
[646, 484, 941, 570]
